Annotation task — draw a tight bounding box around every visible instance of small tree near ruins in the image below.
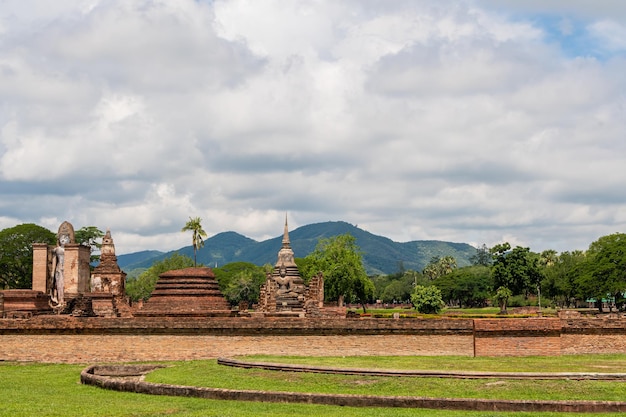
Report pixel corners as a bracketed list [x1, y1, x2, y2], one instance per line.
[181, 216, 208, 267]
[303, 233, 374, 312]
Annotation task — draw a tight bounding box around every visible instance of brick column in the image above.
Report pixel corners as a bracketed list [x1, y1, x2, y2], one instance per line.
[32, 243, 50, 293]
[63, 244, 91, 296]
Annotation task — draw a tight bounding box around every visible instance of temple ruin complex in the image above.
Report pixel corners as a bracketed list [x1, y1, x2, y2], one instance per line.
[0, 218, 330, 319]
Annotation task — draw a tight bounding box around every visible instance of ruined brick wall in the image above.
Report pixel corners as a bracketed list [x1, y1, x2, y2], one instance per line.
[0, 316, 473, 363]
[560, 319, 626, 355]
[473, 319, 563, 357]
[0, 333, 474, 363]
[3, 317, 626, 363]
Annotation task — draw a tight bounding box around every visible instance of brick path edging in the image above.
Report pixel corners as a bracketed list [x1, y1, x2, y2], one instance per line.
[216, 357, 626, 380]
[80, 364, 626, 413]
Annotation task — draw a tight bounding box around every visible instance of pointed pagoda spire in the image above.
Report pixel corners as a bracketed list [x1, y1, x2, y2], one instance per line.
[276, 214, 297, 267]
[282, 213, 290, 247]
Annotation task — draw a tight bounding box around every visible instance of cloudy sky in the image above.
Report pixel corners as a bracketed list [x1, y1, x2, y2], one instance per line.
[1, 0, 625, 255]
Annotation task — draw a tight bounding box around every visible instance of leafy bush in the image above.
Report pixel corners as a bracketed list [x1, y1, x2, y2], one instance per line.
[410, 285, 445, 314]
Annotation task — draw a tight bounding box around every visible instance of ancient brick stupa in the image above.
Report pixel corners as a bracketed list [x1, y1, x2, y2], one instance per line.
[135, 267, 231, 317]
[258, 216, 306, 315]
[91, 229, 126, 296]
[90, 228, 131, 317]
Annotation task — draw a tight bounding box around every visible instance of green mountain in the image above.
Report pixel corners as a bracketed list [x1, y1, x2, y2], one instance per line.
[117, 221, 477, 275]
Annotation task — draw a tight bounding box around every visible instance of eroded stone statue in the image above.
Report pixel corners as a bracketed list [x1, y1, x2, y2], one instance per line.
[50, 234, 69, 306]
[275, 263, 302, 298]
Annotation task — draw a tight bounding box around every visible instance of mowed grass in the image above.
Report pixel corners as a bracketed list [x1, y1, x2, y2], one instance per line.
[147, 355, 626, 401]
[1, 355, 626, 417]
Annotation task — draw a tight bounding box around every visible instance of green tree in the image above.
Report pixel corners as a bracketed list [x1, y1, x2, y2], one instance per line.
[0, 224, 56, 289]
[490, 243, 541, 296]
[125, 253, 194, 301]
[74, 226, 104, 266]
[470, 244, 492, 266]
[213, 262, 266, 305]
[411, 285, 445, 314]
[434, 265, 492, 308]
[439, 255, 457, 275]
[181, 217, 208, 267]
[539, 249, 558, 268]
[423, 256, 457, 280]
[423, 256, 441, 280]
[294, 257, 318, 284]
[539, 250, 587, 308]
[303, 233, 374, 312]
[494, 286, 513, 313]
[377, 270, 422, 303]
[579, 233, 626, 312]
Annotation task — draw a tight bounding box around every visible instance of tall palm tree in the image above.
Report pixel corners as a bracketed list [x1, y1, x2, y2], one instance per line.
[181, 216, 207, 267]
[439, 256, 457, 275]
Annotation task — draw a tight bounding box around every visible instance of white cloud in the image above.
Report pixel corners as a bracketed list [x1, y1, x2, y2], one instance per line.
[0, 0, 625, 255]
[589, 20, 626, 51]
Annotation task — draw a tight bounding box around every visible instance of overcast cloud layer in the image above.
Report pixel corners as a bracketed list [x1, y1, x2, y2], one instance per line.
[1, 0, 625, 254]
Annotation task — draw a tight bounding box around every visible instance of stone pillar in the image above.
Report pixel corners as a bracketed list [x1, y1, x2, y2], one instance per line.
[63, 244, 91, 296]
[32, 243, 50, 293]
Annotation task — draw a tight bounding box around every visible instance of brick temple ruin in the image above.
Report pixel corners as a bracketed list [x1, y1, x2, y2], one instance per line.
[1, 222, 131, 318]
[0, 218, 333, 319]
[257, 216, 325, 317]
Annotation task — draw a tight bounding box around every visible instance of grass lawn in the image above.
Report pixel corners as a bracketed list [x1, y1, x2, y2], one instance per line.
[2, 355, 626, 417]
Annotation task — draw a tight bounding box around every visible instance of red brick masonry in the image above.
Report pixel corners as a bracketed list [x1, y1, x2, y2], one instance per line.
[2, 316, 626, 363]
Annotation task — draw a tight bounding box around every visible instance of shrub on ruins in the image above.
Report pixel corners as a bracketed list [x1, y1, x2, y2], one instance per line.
[125, 253, 194, 301]
[410, 284, 445, 314]
[74, 226, 104, 266]
[0, 223, 56, 289]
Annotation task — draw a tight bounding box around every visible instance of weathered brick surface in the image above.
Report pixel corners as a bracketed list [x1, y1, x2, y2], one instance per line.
[475, 335, 562, 357]
[473, 318, 563, 357]
[3, 317, 626, 362]
[561, 334, 626, 355]
[0, 316, 475, 335]
[0, 334, 473, 363]
[474, 318, 562, 332]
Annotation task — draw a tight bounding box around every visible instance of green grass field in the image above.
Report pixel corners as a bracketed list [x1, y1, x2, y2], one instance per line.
[2, 355, 626, 417]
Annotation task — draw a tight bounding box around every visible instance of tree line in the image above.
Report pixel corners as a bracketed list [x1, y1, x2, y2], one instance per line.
[371, 234, 626, 313]
[2, 221, 625, 313]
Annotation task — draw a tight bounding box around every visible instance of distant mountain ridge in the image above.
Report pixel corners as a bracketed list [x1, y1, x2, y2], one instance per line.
[117, 221, 477, 275]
